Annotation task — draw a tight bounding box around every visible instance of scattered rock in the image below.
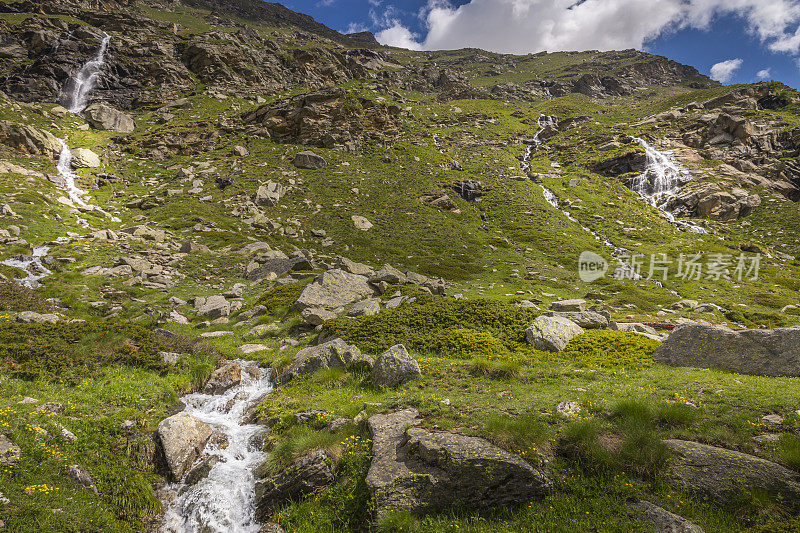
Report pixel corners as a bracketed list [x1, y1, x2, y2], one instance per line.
[550, 299, 587, 312]
[83, 103, 135, 133]
[348, 298, 380, 317]
[301, 307, 338, 325]
[240, 344, 270, 354]
[66, 465, 97, 493]
[15, 311, 59, 324]
[0, 435, 21, 466]
[197, 295, 231, 319]
[544, 310, 608, 329]
[351, 215, 373, 231]
[70, 148, 101, 168]
[157, 412, 213, 481]
[526, 315, 584, 352]
[370, 344, 421, 388]
[253, 181, 286, 207]
[293, 269, 374, 311]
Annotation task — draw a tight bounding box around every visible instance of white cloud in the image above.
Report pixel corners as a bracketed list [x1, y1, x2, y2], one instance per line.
[373, 0, 800, 60]
[757, 68, 772, 79]
[710, 58, 744, 82]
[344, 22, 369, 34]
[376, 23, 424, 50]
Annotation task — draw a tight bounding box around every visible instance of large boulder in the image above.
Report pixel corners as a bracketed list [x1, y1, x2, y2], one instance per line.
[203, 361, 242, 394]
[83, 103, 135, 133]
[255, 450, 337, 519]
[292, 150, 327, 170]
[157, 412, 212, 480]
[526, 315, 585, 352]
[253, 181, 286, 207]
[654, 324, 800, 377]
[70, 148, 101, 168]
[543, 310, 608, 329]
[0, 120, 62, 156]
[370, 344, 420, 387]
[292, 269, 374, 311]
[366, 409, 552, 518]
[282, 338, 373, 380]
[664, 439, 800, 507]
[197, 295, 230, 319]
[550, 299, 587, 312]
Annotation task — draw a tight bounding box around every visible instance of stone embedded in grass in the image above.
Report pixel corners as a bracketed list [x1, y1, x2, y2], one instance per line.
[301, 306, 339, 326]
[627, 499, 705, 533]
[66, 464, 97, 493]
[0, 435, 21, 466]
[351, 215, 373, 231]
[253, 181, 286, 207]
[370, 344, 421, 387]
[526, 315, 585, 352]
[157, 412, 212, 481]
[70, 147, 100, 168]
[556, 401, 582, 417]
[347, 298, 380, 317]
[196, 295, 230, 319]
[16, 311, 59, 323]
[664, 439, 800, 507]
[240, 344, 270, 354]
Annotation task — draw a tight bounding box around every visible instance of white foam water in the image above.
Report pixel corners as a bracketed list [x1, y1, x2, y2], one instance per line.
[62, 32, 110, 113]
[160, 361, 273, 533]
[56, 140, 88, 207]
[630, 137, 707, 234]
[1, 245, 51, 288]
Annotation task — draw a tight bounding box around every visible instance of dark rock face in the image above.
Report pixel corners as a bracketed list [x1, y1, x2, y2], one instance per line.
[244, 87, 400, 149]
[255, 450, 337, 520]
[664, 439, 800, 507]
[451, 179, 483, 201]
[593, 150, 647, 176]
[366, 409, 552, 518]
[654, 324, 800, 377]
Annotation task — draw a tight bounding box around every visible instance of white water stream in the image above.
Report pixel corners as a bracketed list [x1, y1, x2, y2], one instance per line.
[1, 246, 51, 288]
[161, 361, 273, 533]
[629, 137, 707, 234]
[62, 32, 110, 113]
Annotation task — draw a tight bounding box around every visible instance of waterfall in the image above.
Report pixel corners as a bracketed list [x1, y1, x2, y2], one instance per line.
[521, 114, 557, 173]
[56, 140, 88, 207]
[61, 32, 110, 113]
[160, 361, 273, 533]
[629, 138, 706, 233]
[1, 246, 52, 289]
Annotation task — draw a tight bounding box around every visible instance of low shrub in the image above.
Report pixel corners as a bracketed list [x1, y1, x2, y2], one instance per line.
[560, 330, 660, 369]
[432, 328, 508, 359]
[0, 282, 52, 313]
[254, 280, 311, 315]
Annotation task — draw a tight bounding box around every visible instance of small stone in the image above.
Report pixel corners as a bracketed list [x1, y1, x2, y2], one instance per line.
[351, 215, 373, 231]
[556, 401, 582, 417]
[240, 344, 270, 354]
[762, 414, 784, 425]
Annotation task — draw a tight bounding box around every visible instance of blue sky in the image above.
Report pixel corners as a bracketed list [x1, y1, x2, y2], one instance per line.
[281, 0, 800, 88]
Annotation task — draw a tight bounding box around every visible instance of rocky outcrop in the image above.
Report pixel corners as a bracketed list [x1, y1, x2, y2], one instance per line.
[666, 183, 761, 221]
[0, 120, 62, 156]
[654, 324, 800, 377]
[255, 450, 337, 520]
[292, 150, 327, 170]
[664, 439, 800, 507]
[253, 181, 286, 206]
[70, 148, 100, 168]
[83, 102, 135, 133]
[157, 412, 212, 481]
[370, 344, 420, 387]
[244, 87, 401, 149]
[572, 73, 633, 98]
[366, 409, 552, 518]
[526, 315, 584, 352]
[292, 269, 375, 311]
[282, 338, 373, 380]
[197, 295, 230, 319]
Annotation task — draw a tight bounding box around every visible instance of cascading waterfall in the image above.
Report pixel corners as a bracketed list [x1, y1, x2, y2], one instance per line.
[61, 32, 110, 113]
[0, 246, 52, 289]
[629, 137, 707, 234]
[56, 140, 88, 207]
[161, 361, 273, 533]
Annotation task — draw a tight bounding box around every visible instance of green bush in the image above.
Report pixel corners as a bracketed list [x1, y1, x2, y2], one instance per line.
[254, 280, 311, 315]
[560, 330, 660, 368]
[0, 282, 52, 313]
[431, 328, 508, 359]
[323, 298, 539, 354]
[0, 321, 172, 382]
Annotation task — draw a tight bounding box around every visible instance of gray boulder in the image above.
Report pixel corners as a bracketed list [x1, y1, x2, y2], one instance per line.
[255, 450, 337, 519]
[293, 269, 374, 311]
[283, 338, 373, 379]
[366, 409, 552, 518]
[370, 344, 421, 387]
[300, 307, 339, 326]
[16, 311, 59, 324]
[544, 310, 608, 329]
[348, 298, 381, 317]
[203, 361, 242, 394]
[197, 295, 230, 319]
[369, 264, 407, 285]
[664, 439, 800, 507]
[526, 315, 584, 352]
[70, 148, 100, 168]
[83, 103, 135, 133]
[654, 324, 800, 377]
[550, 299, 587, 312]
[157, 412, 212, 480]
[627, 500, 704, 533]
[334, 256, 374, 276]
[253, 181, 286, 207]
[292, 150, 327, 170]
